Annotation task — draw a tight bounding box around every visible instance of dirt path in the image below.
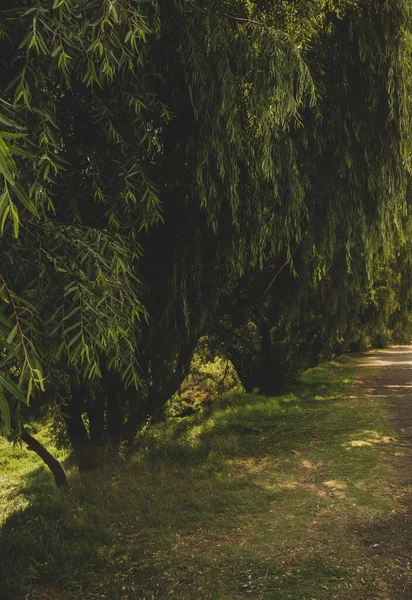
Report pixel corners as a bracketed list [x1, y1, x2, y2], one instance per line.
[355, 346, 412, 597]
[357, 345, 412, 480]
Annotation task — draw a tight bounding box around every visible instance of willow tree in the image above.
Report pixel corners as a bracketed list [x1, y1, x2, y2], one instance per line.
[209, 0, 412, 393]
[2, 0, 410, 477]
[0, 0, 316, 473]
[0, 0, 164, 477]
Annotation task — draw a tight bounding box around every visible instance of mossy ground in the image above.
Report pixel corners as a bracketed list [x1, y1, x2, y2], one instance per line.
[0, 351, 410, 599]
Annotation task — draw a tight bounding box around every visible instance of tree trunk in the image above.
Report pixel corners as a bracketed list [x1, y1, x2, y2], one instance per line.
[106, 372, 124, 447]
[258, 319, 290, 395]
[64, 390, 95, 472]
[122, 401, 148, 450]
[87, 401, 105, 444]
[122, 341, 196, 449]
[21, 429, 68, 488]
[258, 317, 274, 395]
[227, 348, 256, 393]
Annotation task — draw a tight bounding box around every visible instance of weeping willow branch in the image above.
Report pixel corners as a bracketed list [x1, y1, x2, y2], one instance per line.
[192, 4, 267, 27]
[0, 274, 30, 365]
[212, 11, 267, 27]
[262, 220, 311, 297]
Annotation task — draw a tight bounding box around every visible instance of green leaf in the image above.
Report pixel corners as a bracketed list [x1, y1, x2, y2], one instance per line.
[0, 373, 27, 404]
[6, 325, 18, 345]
[0, 138, 17, 184]
[0, 204, 10, 234]
[0, 285, 9, 303]
[12, 182, 39, 218]
[0, 191, 9, 225]
[0, 112, 24, 130]
[0, 393, 11, 434]
[0, 131, 27, 140]
[27, 376, 33, 404]
[9, 201, 19, 238]
[32, 368, 45, 392]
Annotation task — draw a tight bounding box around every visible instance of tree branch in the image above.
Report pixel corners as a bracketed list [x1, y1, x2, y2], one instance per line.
[262, 219, 311, 297]
[0, 274, 30, 365]
[192, 5, 267, 28]
[213, 11, 267, 27]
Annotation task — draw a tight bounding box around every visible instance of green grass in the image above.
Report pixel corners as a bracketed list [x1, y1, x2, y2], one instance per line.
[0, 355, 409, 599]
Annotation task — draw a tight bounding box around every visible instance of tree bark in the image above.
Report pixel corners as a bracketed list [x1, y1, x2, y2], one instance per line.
[106, 372, 124, 447]
[64, 390, 96, 472]
[258, 317, 274, 395]
[87, 401, 105, 443]
[227, 347, 256, 393]
[21, 429, 68, 488]
[122, 341, 196, 449]
[258, 319, 290, 395]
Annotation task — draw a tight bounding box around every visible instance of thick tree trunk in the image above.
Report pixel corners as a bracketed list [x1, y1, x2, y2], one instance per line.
[87, 401, 105, 444]
[227, 348, 256, 393]
[106, 373, 124, 447]
[310, 335, 322, 367]
[258, 319, 290, 395]
[64, 391, 96, 472]
[122, 401, 148, 450]
[21, 429, 67, 488]
[122, 341, 196, 449]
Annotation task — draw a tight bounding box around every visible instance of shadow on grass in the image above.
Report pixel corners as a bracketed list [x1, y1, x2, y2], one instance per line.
[0, 355, 402, 600]
[351, 502, 412, 599]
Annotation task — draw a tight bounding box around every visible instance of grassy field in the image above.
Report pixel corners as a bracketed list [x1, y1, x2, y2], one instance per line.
[0, 355, 409, 599]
